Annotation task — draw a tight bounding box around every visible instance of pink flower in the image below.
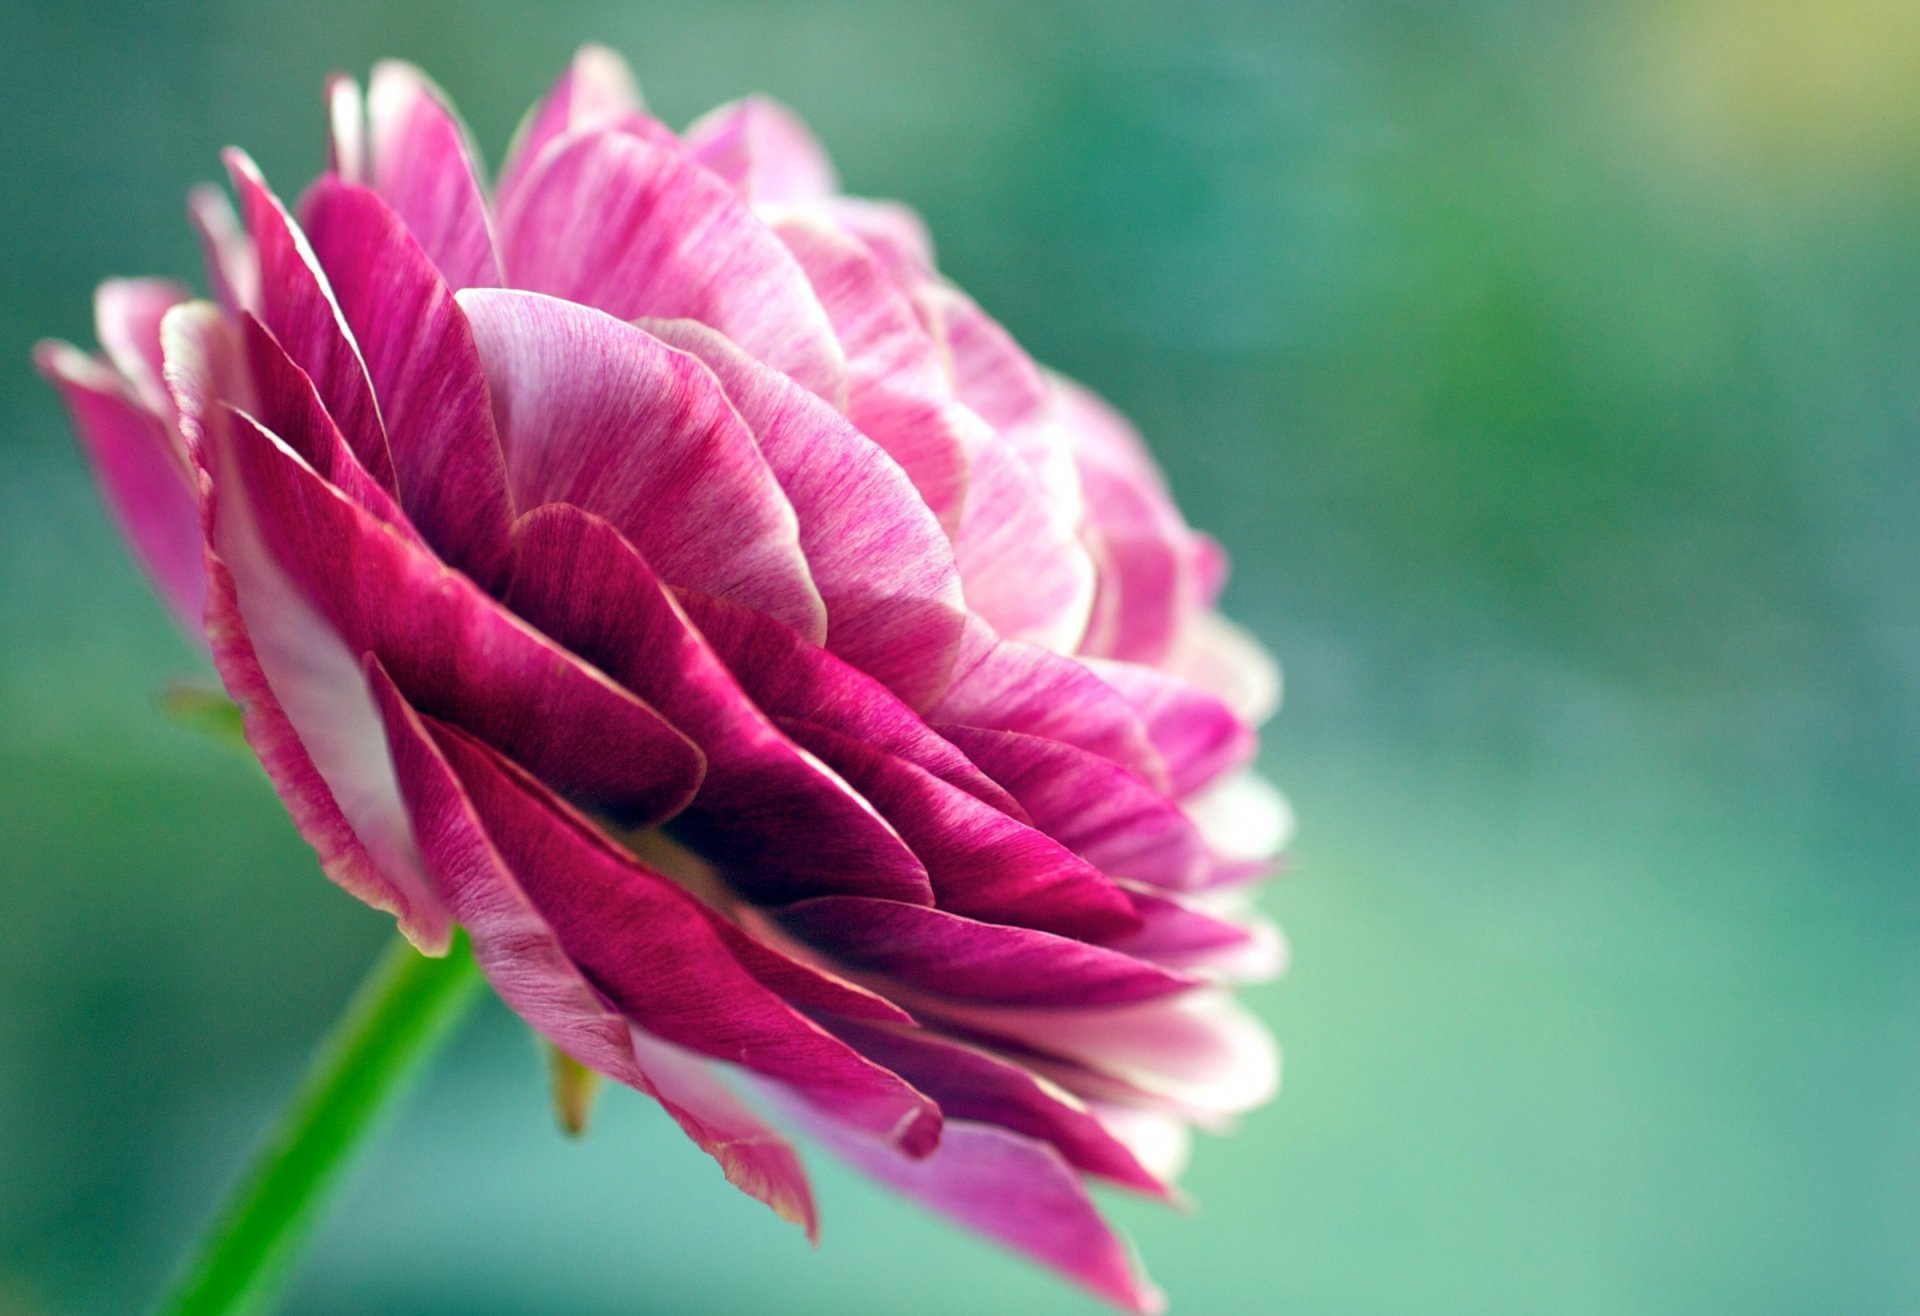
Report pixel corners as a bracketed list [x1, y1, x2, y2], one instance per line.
[37, 48, 1288, 1312]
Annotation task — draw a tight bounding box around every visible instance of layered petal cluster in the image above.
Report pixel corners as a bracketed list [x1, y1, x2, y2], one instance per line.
[37, 49, 1288, 1313]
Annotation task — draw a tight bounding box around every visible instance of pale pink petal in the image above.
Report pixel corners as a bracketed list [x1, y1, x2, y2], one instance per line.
[1081, 659, 1253, 799]
[94, 278, 190, 415]
[188, 183, 258, 314]
[366, 60, 503, 289]
[951, 435, 1096, 653]
[497, 44, 647, 202]
[683, 96, 838, 205]
[1165, 611, 1281, 727]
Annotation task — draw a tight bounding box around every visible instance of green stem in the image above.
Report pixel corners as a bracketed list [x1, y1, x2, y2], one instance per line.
[154, 932, 486, 1316]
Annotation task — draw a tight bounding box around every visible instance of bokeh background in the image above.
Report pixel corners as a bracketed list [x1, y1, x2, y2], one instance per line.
[4, 0, 1918, 1312]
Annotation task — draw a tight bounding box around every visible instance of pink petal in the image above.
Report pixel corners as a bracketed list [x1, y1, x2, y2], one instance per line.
[770, 215, 970, 530]
[366, 60, 503, 289]
[386, 687, 939, 1152]
[297, 178, 515, 588]
[928, 616, 1165, 790]
[188, 183, 259, 314]
[207, 389, 705, 826]
[777, 895, 1193, 1008]
[497, 44, 646, 203]
[641, 317, 965, 708]
[940, 726, 1209, 890]
[1166, 611, 1282, 728]
[94, 277, 190, 415]
[504, 504, 933, 908]
[682, 96, 838, 205]
[459, 289, 825, 640]
[1109, 883, 1287, 984]
[786, 1106, 1164, 1315]
[225, 149, 395, 489]
[1081, 659, 1253, 799]
[364, 667, 822, 1230]
[824, 1018, 1171, 1196]
[773, 717, 1140, 941]
[951, 435, 1096, 652]
[496, 129, 846, 405]
[35, 339, 207, 637]
[326, 74, 366, 183]
[165, 301, 448, 950]
[827, 196, 938, 276]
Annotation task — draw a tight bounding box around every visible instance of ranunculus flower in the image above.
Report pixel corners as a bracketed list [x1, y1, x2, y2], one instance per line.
[37, 48, 1288, 1312]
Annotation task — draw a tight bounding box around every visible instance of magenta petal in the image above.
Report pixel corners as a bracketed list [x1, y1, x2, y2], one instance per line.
[211, 402, 703, 825]
[774, 717, 1141, 941]
[496, 129, 846, 404]
[365, 61, 502, 290]
[777, 895, 1193, 1008]
[297, 179, 515, 588]
[165, 302, 449, 950]
[928, 616, 1166, 790]
[772, 216, 970, 530]
[941, 725, 1209, 890]
[1110, 883, 1286, 984]
[497, 44, 646, 203]
[787, 1108, 1164, 1315]
[641, 318, 965, 708]
[364, 668, 820, 1230]
[395, 697, 939, 1152]
[1082, 659, 1253, 799]
[95, 278, 190, 415]
[505, 504, 933, 908]
[225, 149, 395, 489]
[35, 340, 207, 636]
[188, 183, 258, 314]
[822, 1018, 1171, 1196]
[460, 290, 825, 640]
[682, 96, 838, 205]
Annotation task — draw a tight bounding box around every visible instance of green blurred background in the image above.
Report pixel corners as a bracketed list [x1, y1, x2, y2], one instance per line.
[4, 0, 1918, 1311]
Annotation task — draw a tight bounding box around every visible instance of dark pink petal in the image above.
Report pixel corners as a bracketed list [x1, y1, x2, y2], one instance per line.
[786, 1107, 1164, 1315]
[225, 149, 395, 489]
[641, 318, 965, 708]
[496, 130, 846, 404]
[393, 695, 939, 1152]
[95, 278, 189, 415]
[683, 96, 838, 205]
[165, 301, 449, 950]
[460, 290, 825, 639]
[1075, 457, 1189, 665]
[670, 589, 1018, 814]
[505, 505, 933, 908]
[366, 60, 503, 289]
[35, 340, 207, 635]
[363, 667, 822, 1230]
[777, 896, 1192, 1008]
[823, 1018, 1171, 1196]
[188, 183, 258, 314]
[941, 726, 1209, 890]
[773, 717, 1140, 941]
[928, 616, 1166, 790]
[497, 44, 646, 203]
[211, 397, 704, 825]
[1081, 659, 1253, 799]
[1110, 883, 1286, 984]
[297, 179, 515, 588]
[951, 435, 1096, 652]
[771, 216, 970, 530]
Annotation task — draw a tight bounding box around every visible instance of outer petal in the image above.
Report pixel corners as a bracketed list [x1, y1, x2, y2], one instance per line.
[208, 388, 704, 826]
[95, 277, 189, 415]
[35, 340, 207, 635]
[785, 1106, 1164, 1315]
[365, 666, 821, 1230]
[365, 60, 503, 289]
[188, 183, 258, 314]
[1081, 659, 1253, 799]
[950, 434, 1096, 654]
[776, 896, 1194, 1008]
[225, 149, 395, 488]
[641, 317, 965, 708]
[770, 215, 970, 530]
[1165, 611, 1281, 728]
[165, 302, 448, 949]
[497, 129, 847, 404]
[683, 96, 838, 205]
[497, 44, 646, 202]
[399, 697, 940, 1152]
[461, 290, 825, 640]
[1111, 883, 1287, 984]
[504, 505, 933, 908]
[298, 179, 515, 588]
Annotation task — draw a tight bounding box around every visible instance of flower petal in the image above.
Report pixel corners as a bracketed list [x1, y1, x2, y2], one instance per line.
[1081, 659, 1253, 799]
[496, 128, 846, 405]
[642, 317, 965, 708]
[95, 277, 190, 415]
[951, 434, 1096, 653]
[366, 60, 503, 289]
[683, 96, 838, 205]
[497, 44, 646, 202]
[460, 289, 825, 640]
[297, 178, 515, 588]
[1166, 611, 1281, 728]
[35, 340, 207, 636]
[188, 183, 258, 314]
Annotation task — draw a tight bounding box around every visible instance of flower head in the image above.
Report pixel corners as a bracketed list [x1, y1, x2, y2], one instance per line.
[37, 48, 1288, 1312]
